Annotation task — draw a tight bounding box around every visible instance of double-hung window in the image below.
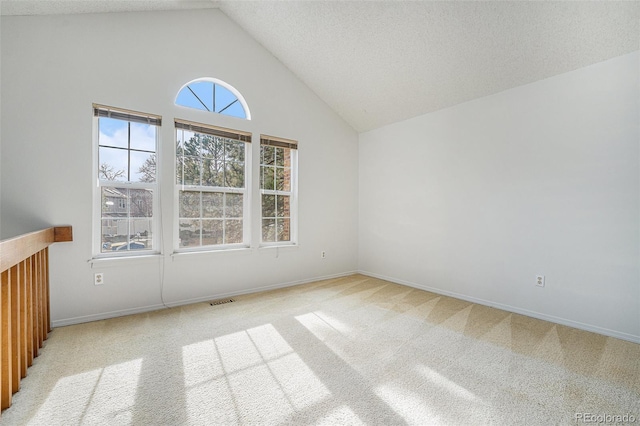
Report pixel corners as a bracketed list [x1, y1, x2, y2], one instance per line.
[176, 119, 251, 250]
[94, 104, 161, 255]
[260, 135, 298, 245]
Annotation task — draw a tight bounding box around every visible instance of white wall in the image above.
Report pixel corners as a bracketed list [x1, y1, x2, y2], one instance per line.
[0, 10, 359, 325]
[359, 52, 640, 342]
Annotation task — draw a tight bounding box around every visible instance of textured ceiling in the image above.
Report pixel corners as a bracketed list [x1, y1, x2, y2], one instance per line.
[2, 1, 639, 132]
[220, 1, 640, 132]
[0, 0, 217, 15]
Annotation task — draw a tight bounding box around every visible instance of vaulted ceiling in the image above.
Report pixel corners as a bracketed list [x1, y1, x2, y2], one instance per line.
[3, 0, 639, 132]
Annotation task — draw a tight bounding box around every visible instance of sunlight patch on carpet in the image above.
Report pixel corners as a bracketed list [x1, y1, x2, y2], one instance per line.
[247, 323, 295, 360]
[316, 405, 366, 425]
[375, 383, 443, 425]
[182, 323, 331, 422]
[182, 340, 224, 387]
[31, 359, 142, 424]
[417, 364, 479, 402]
[295, 311, 353, 341]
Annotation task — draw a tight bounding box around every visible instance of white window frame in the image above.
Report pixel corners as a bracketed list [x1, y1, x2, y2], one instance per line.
[174, 119, 252, 252]
[260, 135, 298, 246]
[92, 104, 161, 258]
[175, 77, 252, 120]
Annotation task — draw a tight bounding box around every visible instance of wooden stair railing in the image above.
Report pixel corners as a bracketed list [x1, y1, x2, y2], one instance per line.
[0, 226, 72, 413]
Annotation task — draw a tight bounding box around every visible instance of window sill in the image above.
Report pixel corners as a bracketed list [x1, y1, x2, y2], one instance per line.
[89, 253, 163, 268]
[257, 244, 299, 253]
[171, 247, 253, 262]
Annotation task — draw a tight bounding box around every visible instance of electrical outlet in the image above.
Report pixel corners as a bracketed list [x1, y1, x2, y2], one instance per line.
[321, 251, 326, 259]
[536, 275, 545, 287]
[94, 273, 104, 286]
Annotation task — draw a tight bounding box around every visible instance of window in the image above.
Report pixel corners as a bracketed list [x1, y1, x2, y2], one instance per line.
[176, 119, 251, 250]
[260, 135, 297, 244]
[176, 78, 251, 120]
[94, 104, 161, 255]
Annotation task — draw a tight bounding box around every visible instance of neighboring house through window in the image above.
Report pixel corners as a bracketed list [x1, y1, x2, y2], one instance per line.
[92, 79, 298, 256]
[94, 104, 161, 255]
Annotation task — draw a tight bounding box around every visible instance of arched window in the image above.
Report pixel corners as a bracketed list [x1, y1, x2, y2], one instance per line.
[175, 78, 250, 120]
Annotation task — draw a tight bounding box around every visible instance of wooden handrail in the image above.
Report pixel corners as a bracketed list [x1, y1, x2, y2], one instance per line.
[0, 226, 72, 414]
[0, 226, 72, 273]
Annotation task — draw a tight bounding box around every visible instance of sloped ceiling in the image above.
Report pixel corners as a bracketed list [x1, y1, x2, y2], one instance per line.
[220, 1, 640, 132]
[0, 0, 218, 15]
[3, 1, 639, 132]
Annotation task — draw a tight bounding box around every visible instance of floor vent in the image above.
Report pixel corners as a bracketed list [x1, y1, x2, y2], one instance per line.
[209, 298, 235, 306]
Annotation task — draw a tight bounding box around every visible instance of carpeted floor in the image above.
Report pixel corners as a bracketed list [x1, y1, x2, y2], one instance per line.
[1, 274, 638, 425]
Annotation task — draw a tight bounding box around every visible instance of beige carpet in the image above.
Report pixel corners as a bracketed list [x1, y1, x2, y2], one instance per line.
[1, 274, 639, 425]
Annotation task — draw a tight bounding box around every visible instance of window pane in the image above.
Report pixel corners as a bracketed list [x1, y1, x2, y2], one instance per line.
[130, 219, 152, 251]
[106, 220, 129, 251]
[214, 84, 236, 114]
[277, 219, 291, 242]
[226, 194, 243, 218]
[188, 81, 214, 112]
[201, 136, 225, 161]
[222, 101, 246, 120]
[100, 219, 122, 252]
[98, 117, 128, 149]
[225, 161, 244, 188]
[225, 141, 245, 162]
[176, 79, 248, 119]
[279, 148, 291, 167]
[225, 219, 243, 244]
[179, 219, 201, 247]
[99, 147, 128, 182]
[203, 219, 223, 246]
[106, 219, 130, 251]
[261, 166, 275, 190]
[275, 167, 291, 191]
[261, 146, 275, 166]
[202, 159, 224, 186]
[262, 194, 276, 218]
[129, 189, 153, 218]
[202, 192, 223, 218]
[182, 133, 201, 157]
[179, 191, 201, 218]
[131, 151, 156, 183]
[275, 148, 285, 167]
[262, 219, 276, 243]
[129, 122, 156, 151]
[176, 86, 209, 111]
[101, 187, 126, 216]
[177, 130, 197, 155]
[179, 156, 201, 186]
[276, 195, 290, 218]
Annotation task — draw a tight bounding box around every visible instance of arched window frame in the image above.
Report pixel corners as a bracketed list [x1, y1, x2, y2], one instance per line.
[175, 77, 251, 120]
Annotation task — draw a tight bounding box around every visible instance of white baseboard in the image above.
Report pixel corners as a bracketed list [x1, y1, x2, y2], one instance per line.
[165, 270, 358, 307]
[51, 270, 358, 328]
[358, 270, 640, 344]
[52, 304, 167, 328]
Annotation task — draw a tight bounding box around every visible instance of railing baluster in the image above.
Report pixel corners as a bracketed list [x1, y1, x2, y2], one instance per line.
[1, 269, 12, 410]
[31, 253, 40, 358]
[25, 257, 34, 368]
[19, 261, 28, 379]
[0, 226, 72, 415]
[44, 248, 51, 333]
[10, 265, 21, 394]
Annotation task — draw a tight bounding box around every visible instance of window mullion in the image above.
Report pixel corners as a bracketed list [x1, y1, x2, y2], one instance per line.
[175, 122, 247, 250]
[127, 122, 132, 182]
[95, 105, 159, 257]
